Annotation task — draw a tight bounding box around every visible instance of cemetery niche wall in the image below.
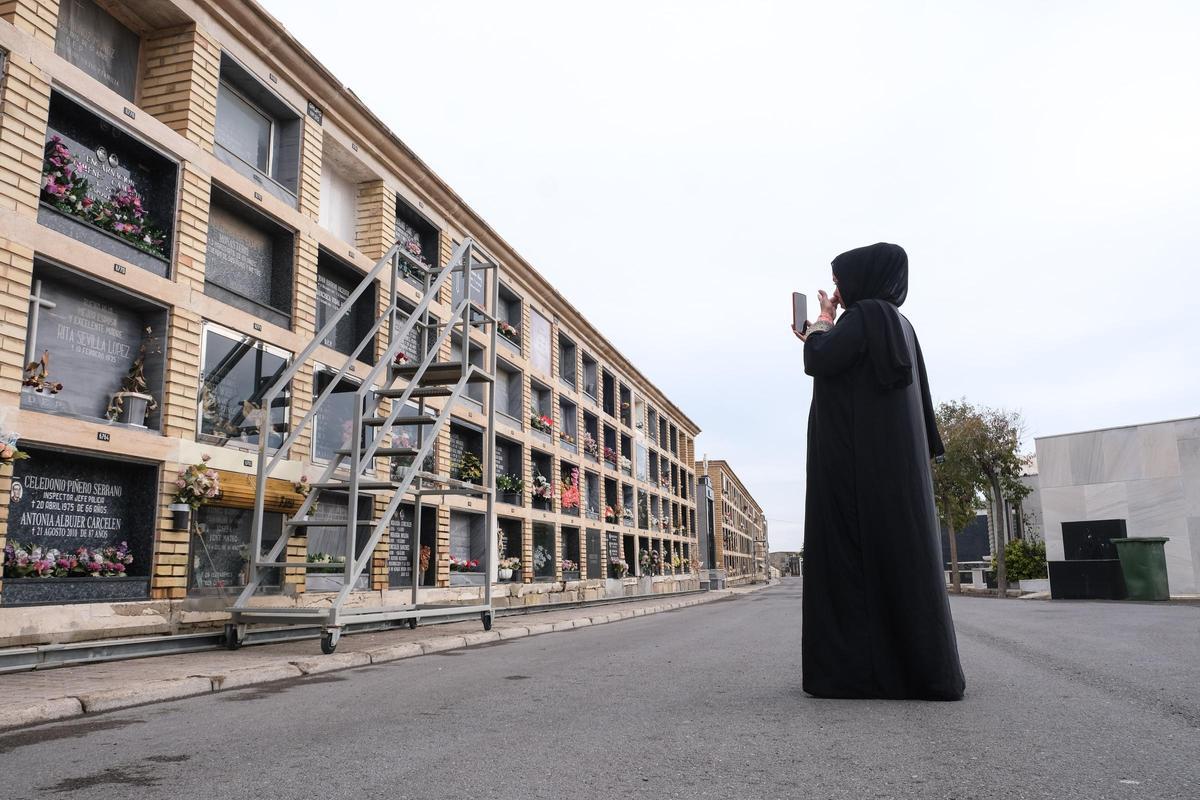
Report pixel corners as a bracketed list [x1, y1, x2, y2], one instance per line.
[21, 260, 167, 430]
[39, 91, 178, 276]
[54, 0, 141, 101]
[204, 188, 295, 329]
[2, 447, 156, 606]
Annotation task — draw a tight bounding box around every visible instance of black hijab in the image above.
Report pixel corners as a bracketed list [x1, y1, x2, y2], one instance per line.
[832, 243, 913, 389]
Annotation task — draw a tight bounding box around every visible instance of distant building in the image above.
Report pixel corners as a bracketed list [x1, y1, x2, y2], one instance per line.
[695, 459, 768, 586]
[769, 551, 801, 575]
[1035, 416, 1200, 596]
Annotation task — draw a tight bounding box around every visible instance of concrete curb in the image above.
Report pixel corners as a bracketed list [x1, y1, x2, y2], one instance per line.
[0, 583, 771, 732]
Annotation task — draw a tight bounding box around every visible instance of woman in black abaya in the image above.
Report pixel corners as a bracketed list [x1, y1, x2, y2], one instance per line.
[793, 243, 965, 700]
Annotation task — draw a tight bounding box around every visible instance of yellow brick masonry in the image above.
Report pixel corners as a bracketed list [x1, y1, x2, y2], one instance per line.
[0, 11, 53, 598]
[354, 180, 392, 263]
[0, 238, 34, 402]
[297, 114, 322, 221]
[0, 49, 52, 217]
[139, 24, 220, 151]
[0, 0, 57, 47]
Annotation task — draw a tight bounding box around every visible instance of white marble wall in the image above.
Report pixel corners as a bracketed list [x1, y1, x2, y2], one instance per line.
[1035, 417, 1200, 595]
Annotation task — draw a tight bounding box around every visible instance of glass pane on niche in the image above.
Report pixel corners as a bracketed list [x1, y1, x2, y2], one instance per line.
[530, 309, 551, 376]
[312, 371, 359, 463]
[216, 84, 272, 173]
[190, 507, 281, 592]
[198, 325, 290, 449]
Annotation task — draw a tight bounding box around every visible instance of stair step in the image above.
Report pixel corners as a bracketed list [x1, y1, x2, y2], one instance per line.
[253, 560, 357, 570]
[390, 362, 493, 385]
[333, 447, 419, 458]
[285, 518, 377, 528]
[312, 480, 399, 492]
[374, 385, 454, 399]
[363, 415, 436, 427]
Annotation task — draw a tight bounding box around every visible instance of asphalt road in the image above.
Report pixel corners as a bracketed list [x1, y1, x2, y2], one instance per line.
[1, 581, 1197, 800]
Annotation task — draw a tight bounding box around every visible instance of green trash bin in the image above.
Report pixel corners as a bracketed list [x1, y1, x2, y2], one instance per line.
[1110, 538, 1170, 601]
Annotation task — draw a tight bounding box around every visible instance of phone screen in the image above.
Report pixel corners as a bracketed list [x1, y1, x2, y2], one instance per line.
[792, 292, 807, 331]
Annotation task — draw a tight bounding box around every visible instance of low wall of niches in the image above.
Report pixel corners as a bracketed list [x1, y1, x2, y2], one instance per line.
[0, 575, 703, 647]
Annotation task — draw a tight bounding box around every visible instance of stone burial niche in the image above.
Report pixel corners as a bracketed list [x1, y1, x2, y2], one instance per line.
[55, 0, 141, 100]
[214, 53, 303, 207]
[2, 447, 157, 606]
[21, 259, 168, 430]
[388, 503, 438, 589]
[315, 248, 376, 362]
[204, 187, 295, 329]
[39, 90, 179, 276]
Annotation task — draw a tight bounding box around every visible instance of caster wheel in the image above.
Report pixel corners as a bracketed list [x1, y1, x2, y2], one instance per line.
[320, 630, 338, 654]
[224, 623, 241, 651]
[481, 611, 493, 632]
[407, 618, 418, 630]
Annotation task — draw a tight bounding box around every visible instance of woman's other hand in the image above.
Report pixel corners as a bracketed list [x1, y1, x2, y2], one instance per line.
[792, 323, 809, 342]
[817, 289, 839, 322]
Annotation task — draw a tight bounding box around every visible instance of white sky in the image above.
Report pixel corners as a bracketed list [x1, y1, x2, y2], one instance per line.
[260, 0, 1200, 551]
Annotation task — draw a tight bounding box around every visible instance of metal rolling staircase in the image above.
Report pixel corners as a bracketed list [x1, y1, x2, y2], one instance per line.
[225, 238, 499, 654]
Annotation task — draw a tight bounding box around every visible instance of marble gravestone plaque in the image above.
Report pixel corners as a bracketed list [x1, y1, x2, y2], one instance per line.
[6, 448, 156, 574]
[606, 531, 621, 568]
[454, 256, 487, 309]
[315, 269, 355, 354]
[450, 429, 466, 475]
[21, 276, 161, 424]
[206, 204, 274, 307]
[586, 529, 601, 579]
[55, 0, 140, 101]
[388, 504, 436, 588]
[387, 505, 414, 587]
[191, 507, 281, 590]
[1062, 519, 1127, 561]
[41, 93, 176, 274]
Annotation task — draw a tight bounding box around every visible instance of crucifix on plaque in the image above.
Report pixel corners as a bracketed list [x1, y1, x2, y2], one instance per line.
[25, 279, 56, 366]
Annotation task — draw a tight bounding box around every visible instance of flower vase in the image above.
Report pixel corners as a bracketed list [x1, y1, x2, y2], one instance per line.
[114, 391, 153, 427]
[169, 503, 191, 531]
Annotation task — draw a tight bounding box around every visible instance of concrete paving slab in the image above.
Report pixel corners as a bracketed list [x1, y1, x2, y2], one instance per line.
[0, 584, 769, 731]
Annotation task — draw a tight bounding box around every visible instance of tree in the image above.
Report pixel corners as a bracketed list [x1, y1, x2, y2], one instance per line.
[973, 407, 1030, 596]
[933, 400, 986, 593]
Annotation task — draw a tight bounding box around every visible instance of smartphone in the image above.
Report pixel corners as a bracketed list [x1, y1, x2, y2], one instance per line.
[792, 292, 808, 333]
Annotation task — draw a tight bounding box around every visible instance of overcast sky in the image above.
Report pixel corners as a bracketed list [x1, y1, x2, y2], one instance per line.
[260, 0, 1200, 551]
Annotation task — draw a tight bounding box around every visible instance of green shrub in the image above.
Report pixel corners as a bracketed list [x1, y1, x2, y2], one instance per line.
[990, 539, 1048, 581]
